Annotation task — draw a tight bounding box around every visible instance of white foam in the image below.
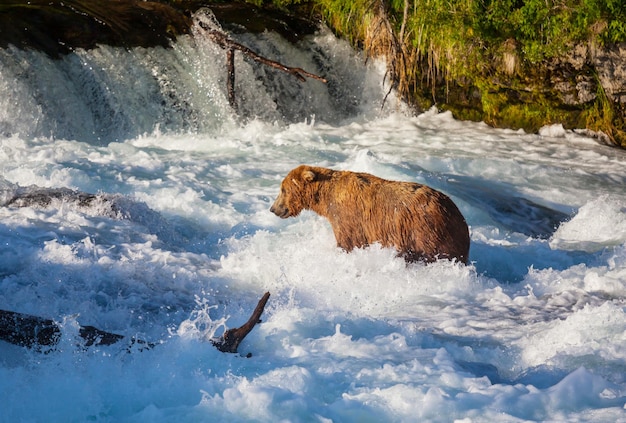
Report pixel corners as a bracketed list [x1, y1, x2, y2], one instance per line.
[551, 195, 626, 252]
[539, 123, 567, 138]
[514, 300, 625, 369]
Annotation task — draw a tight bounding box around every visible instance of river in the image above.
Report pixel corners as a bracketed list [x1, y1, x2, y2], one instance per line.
[0, 9, 625, 422]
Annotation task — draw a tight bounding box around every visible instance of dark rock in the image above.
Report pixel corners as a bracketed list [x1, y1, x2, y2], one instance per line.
[0, 1, 319, 58]
[592, 43, 626, 104]
[208, 2, 319, 42]
[0, 0, 192, 57]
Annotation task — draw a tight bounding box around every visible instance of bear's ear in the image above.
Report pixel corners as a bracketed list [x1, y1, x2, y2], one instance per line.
[302, 169, 316, 183]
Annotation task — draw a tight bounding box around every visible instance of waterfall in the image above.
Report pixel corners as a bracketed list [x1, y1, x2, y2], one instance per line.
[0, 8, 391, 145]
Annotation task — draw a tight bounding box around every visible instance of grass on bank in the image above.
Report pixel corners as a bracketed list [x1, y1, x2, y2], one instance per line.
[247, 0, 626, 145]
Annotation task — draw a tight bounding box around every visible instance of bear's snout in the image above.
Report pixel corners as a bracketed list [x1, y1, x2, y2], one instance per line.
[270, 202, 289, 218]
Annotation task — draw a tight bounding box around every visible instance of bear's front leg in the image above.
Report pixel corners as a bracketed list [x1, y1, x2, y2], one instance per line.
[330, 222, 368, 252]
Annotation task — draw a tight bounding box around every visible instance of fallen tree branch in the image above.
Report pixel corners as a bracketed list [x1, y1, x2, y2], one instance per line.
[227, 46, 236, 110]
[0, 291, 270, 354]
[211, 291, 270, 353]
[194, 18, 326, 109]
[203, 27, 327, 84]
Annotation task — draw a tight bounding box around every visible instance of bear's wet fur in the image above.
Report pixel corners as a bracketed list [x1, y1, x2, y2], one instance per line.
[270, 165, 470, 264]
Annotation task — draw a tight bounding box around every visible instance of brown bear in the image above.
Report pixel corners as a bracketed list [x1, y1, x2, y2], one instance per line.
[270, 165, 470, 264]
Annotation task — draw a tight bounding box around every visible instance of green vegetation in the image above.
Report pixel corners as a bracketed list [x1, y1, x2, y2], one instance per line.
[289, 0, 626, 63]
[482, 0, 617, 59]
[250, 0, 626, 146]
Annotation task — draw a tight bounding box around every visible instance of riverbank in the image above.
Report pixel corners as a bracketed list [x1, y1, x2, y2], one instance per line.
[1, 0, 624, 147]
[312, 0, 626, 147]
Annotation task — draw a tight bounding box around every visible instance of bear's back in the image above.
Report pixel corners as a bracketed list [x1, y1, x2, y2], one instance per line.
[329, 171, 470, 263]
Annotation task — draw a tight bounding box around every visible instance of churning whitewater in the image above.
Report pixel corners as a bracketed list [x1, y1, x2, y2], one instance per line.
[1, 9, 625, 423]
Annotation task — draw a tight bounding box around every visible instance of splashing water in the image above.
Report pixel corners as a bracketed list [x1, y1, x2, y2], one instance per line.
[0, 9, 625, 422]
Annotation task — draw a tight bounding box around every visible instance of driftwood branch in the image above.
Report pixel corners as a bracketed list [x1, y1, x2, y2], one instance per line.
[0, 291, 270, 355]
[211, 291, 270, 353]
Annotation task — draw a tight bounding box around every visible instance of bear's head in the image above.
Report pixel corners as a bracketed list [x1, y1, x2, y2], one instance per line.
[270, 165, 318, 218]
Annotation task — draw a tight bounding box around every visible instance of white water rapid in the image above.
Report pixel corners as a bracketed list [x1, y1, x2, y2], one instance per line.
[0, 9, 625, 423]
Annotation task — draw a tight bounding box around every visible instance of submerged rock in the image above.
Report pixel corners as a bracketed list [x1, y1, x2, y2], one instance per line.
[3, 187, 121, 218]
